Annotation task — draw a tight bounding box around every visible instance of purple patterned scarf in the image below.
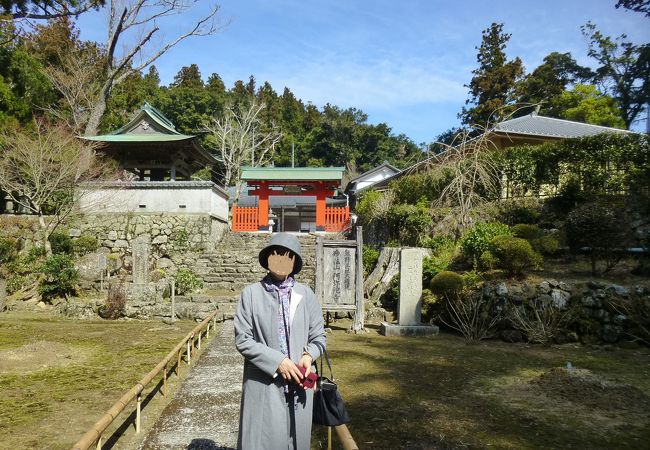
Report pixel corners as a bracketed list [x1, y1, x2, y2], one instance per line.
[262, 275, 295, 392]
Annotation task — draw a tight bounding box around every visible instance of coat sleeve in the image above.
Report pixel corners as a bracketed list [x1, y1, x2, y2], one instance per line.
[234, 286, 286, 377]
[302, 288, 327, 361]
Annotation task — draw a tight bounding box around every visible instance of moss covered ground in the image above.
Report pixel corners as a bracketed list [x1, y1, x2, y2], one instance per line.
[313, 321, 650, 450]
[0, 311, 199, 450]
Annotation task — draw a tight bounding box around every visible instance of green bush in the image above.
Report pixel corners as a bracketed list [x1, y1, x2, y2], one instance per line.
[73, 236, 98, 255]
[511, 224, 543, 241]
[565, 201, 627, 274]
[362, 246, 380, 276]
[429, 271, 464, 299]
[489, 235, 542, 276]
[386, 200, 433, 246]
[173, 229, 190, 248]
[531, 235, 559, 255]
[422, 239, 459, 285]
[174, 268, 203, 295]
[478, 250, 499, 271]
[497, 200, 542, 225]
[6, 274, 27, 294]
[37, 254, 78, 300]
[49, 231, 73, 254]
[356, 190, 384, 226]
[0, 236, 18, 265]
[461, 222, 511, 260]
[421, 236, 455, 252]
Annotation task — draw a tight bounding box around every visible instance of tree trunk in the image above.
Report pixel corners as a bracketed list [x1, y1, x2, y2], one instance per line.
[84, 83, 110, 136]
[38, 212, 53, 257]
[364, 247, 401, 305]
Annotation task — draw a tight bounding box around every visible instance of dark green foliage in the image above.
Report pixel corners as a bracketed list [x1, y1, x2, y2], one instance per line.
[72, 235, 98, 255]
[489, 235, 543, 276]
[391, 169, 452, 205]
[0, 236, 18, 265]
[429, 271, 464, 299]
[174, 268, 203, 295]
[37, 253, 78, 300]
[99, 283, 126, 320]
[422, 238, 459, 286]
[362, 246, 380, 277]
[460, 22, 524, 127]
[495, 199, 543, 225]
[565, 201, 628, 274]
[531, 235, 560, 256]
[496, 133, 650, 199]
[48, 231, 72, 254]
[511, 224, 543, 240]
[461, 222, 511, 260]
[386, 200, 433, 246]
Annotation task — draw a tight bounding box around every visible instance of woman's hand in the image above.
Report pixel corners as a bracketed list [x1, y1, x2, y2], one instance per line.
[298, 353, 314, 390]
[277, 357, 303, 385]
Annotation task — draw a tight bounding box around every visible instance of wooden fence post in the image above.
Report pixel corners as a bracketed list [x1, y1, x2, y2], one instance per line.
[136, 394, 142, 433]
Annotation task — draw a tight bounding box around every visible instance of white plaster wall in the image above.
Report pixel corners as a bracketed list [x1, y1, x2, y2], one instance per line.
[78, 182, 229, 221]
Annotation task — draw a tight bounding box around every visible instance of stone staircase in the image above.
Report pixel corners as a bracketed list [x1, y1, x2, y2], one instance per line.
[191, 232, 319, 293]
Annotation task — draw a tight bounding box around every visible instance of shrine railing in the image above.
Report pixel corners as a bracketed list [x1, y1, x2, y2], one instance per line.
[232, 205, 259, 231]
[325, 206, 350, 232]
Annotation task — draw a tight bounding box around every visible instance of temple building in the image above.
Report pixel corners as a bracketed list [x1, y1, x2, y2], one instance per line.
[76, 103, 229, 221]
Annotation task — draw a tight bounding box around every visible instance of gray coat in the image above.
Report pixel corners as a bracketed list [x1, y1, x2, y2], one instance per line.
[234, 281, 326, 450]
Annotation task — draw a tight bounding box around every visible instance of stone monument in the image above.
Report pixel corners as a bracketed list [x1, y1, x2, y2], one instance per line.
[380, 248, 439, 337]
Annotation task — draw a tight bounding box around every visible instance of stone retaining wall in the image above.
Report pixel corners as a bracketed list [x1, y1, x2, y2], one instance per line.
[482, 279, 650, 344]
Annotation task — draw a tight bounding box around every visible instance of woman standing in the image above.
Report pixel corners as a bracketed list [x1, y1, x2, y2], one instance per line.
[234, 233, 326, 449]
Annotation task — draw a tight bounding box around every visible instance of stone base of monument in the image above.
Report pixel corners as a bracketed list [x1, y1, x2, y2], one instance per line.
[379, 322, 440, 337]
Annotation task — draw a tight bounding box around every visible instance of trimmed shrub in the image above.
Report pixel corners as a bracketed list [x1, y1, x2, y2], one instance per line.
[429, 271, 464, 299]
[37, 254, 78, 300]
[49, 231, 73, 254]
[100, 283, 126, 320]
[531, 235, 559, 256]
[478, 250, 499, 271]
[0, 237, 18, 265]
[386, 200, 433, 246]
[461, 222, 511, 260]
[174, 268, 203, 295]
[362, 246, 380, 276]
[73, 236, 98, 255]
[565, 201, 627, 274]
[422, 239, 459, 285]
[489, 235, 542, 276]
[511, 224, 543, 241]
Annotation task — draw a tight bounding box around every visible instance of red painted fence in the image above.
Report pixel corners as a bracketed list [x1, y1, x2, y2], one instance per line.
[232, 206, 350, 232]
[231, 205, 259, 231]
[325, 207, 350, 232]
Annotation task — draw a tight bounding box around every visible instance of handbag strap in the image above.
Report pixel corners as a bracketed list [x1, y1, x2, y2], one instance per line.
[313, 340, 335, 381]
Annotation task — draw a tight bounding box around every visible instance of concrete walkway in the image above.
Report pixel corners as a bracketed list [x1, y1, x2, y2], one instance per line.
[139, 320, 243, 450]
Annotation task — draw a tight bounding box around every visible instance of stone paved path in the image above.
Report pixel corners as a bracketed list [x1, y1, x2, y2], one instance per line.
[139, 320, 243, 450]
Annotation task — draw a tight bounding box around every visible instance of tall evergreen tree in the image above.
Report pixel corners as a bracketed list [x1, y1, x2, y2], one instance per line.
[581, 22, 649, 129]
[460, 23, 524, 128]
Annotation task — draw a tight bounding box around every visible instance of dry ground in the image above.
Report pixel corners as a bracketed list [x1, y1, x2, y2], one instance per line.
[0, 310, 209, 450]
[313, 321, 650, 450]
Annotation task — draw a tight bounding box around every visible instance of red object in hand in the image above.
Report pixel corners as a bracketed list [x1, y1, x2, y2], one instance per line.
[298, 365, 318, 388]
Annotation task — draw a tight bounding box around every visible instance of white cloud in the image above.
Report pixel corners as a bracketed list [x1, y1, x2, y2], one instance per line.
[259, 56, 467, 111]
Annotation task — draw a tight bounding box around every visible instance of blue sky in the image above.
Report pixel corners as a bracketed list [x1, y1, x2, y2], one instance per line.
[78, 0, 650, 144]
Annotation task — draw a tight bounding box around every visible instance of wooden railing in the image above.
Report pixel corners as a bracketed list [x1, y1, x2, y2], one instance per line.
[71, 310, 220, 450]
[232, 205, 259, 231]
[325, 206, 350, 232]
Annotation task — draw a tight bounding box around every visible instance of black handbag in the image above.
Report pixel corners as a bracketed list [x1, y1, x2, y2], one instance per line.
[312, 342, 350, 427]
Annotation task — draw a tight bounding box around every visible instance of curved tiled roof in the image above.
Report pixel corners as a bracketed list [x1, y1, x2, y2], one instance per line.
[493, 114, 632, 139]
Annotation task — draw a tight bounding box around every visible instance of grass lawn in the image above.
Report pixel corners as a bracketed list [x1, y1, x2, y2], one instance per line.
[0, 311, 200, 450]
[313, 321, 650, 450]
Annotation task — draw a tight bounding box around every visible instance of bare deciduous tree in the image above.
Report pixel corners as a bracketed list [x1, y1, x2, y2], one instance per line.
[0, 120, 115, 255]
[202, 100, 282, 198]
[432, 129, 501, 235]
[37, 0, 223, 135]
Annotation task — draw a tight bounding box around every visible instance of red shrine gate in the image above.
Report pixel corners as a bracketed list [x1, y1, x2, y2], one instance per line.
[231, 167, 350, 233]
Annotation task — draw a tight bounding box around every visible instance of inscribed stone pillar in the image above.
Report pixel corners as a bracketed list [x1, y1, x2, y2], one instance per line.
[398, 248, 423, 326]
[132, 236, 150, 284]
